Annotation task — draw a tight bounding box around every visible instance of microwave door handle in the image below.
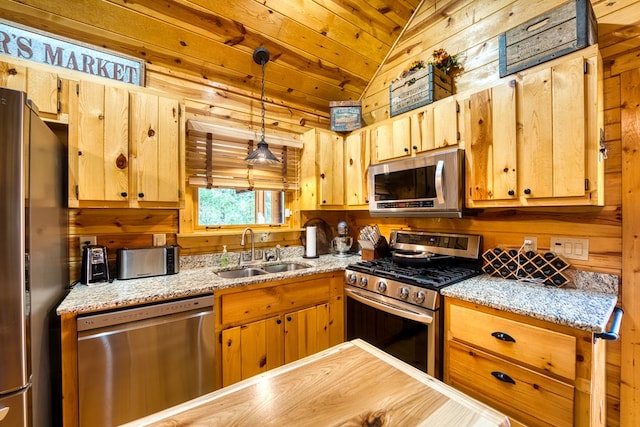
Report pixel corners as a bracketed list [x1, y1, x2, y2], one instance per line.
[435, 160, 445, 204]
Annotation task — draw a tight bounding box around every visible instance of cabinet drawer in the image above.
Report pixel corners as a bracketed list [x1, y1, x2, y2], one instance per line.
[448, 340, 574, 427]
[221, 279, 331, 324]
[448, 303, 576, 379]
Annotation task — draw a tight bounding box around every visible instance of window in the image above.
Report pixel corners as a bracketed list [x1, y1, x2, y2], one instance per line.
[185, 121, 300, 228]
[197, 188, 284, 225]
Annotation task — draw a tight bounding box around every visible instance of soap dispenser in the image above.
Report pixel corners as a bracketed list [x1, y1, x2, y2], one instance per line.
[220, 245, 229, 267]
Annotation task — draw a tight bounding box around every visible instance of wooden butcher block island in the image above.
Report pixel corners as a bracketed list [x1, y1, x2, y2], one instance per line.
[124, 339, 509, 426]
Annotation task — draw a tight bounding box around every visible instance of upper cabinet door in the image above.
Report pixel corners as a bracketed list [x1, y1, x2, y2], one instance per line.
[72, 80, 129, 205]
[344, 130, 370, 206]
[433, 97, 459, 149]
[466, 46, 603, 208]
[372, 117, 411, 162]
[520, 56, 587, 200]
[317, 130, 344, 206]
[467, 82, 517, 202]
[0, 61, 62, 120]
[130, 91, 181, 204]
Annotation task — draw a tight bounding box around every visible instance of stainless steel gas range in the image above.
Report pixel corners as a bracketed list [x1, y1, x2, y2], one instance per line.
[344, 229, 482, 379]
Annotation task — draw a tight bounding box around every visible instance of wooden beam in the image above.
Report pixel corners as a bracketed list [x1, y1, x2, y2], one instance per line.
[620, 66, 640, 427]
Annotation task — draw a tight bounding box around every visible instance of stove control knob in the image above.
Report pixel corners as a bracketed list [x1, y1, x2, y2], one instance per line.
[398, 287, 410, 299]
[376, 281, 387, 293]
[358, 276, 368, 287]
[346, 273, 357, 285]
[414, 290, 426, 304]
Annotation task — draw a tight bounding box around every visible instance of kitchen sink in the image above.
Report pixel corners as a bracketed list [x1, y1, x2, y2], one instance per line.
[216, 268, 268, 279]
[215, 262, 312, 278]
[261, 262, 312, 273]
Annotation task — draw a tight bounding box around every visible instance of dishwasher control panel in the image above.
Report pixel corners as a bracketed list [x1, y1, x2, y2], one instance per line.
[77, 294, 214, 331]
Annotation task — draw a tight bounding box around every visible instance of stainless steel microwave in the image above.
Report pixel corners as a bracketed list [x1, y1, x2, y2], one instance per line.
[368, 148, 465, 218]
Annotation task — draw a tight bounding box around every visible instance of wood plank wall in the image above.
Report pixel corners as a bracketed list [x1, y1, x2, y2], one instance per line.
[63, 1, 640, 425]
[305, 1, 640, 425]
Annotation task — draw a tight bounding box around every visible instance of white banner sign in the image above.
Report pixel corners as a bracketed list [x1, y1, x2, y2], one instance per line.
[0, 20, 144, 85]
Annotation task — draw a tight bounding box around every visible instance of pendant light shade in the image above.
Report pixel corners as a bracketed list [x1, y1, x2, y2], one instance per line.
[245, 47, 280, 165]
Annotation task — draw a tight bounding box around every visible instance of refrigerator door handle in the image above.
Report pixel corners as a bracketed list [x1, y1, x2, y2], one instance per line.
[0, 406, 9, 421]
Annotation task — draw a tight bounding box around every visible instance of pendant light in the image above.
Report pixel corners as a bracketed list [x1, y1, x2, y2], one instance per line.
[244, 47, 280, 165]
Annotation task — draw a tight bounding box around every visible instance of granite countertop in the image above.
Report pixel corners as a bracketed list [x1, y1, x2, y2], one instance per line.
[58, 246, 619, 335]
[441, 273, 619, 333]
[57, 250, 357, 315]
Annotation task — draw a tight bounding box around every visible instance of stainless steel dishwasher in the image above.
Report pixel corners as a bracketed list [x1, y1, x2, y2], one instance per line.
[76, 295, 215, 427]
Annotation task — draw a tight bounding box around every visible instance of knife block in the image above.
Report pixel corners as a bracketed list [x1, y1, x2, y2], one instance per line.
[360, 236, 390, 261]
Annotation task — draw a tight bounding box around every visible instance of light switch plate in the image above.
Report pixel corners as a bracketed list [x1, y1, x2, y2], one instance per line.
[550, 237, 589, 261]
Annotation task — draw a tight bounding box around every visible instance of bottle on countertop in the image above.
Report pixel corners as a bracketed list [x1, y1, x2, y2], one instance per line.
[220, 245, 229, 267]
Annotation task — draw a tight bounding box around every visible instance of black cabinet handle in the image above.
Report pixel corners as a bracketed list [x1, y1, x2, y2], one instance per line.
[524, 188, 532, 195]
[508, 189, 515, 196]
[404, 147, 409, 153]
[276, 319, 282, 325]
[138, 192, 144, 198]
[286, 316, 292, 322]
[491, 331, 516, 342]
[412, 145, 418, 150]
[595, 307, 624, 341]
[120, 192, 127, 198]
[491, 371, 516, 384]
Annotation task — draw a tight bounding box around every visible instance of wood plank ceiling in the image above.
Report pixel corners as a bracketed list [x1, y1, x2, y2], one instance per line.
[0, 0, 421, 117]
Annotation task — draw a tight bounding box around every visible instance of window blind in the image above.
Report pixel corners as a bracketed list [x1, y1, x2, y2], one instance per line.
[186, 121, 301, 191]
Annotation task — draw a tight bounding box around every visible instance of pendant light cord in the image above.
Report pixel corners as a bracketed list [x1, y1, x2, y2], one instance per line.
[260, 58, 266, 143]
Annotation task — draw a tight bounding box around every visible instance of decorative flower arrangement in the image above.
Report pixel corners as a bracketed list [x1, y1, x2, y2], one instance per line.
[393, 48, 461, 84]
[429, 48, 461, 76]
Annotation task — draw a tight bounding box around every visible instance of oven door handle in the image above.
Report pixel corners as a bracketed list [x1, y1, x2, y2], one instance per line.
[345, 288, 434, 325]
[435, 159, 445, 205]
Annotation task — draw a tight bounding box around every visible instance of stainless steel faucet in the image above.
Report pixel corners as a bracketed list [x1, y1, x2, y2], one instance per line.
[240, 227, 256, 264]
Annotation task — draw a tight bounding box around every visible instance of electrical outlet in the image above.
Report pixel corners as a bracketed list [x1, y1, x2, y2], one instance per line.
[78, 235, 97, 252]
[550, 237, 589, 260]
[523, 236, 538, 252]
[153, 234, 166, 247]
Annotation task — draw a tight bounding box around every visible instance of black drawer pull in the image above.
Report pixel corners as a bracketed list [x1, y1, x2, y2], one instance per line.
[491, 331, 515, 342]
[491, 371, 516, 384]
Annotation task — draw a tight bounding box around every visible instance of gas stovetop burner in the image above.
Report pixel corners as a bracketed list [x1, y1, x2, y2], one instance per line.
[347, 259, 480, 289]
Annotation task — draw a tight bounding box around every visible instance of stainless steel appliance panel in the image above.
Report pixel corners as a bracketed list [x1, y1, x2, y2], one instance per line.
[0, 388, 30, 426]
[77, 295, 215, 426]
[368, 147, 464, 217]
[117, 246, 179, 280]
[0, 87, 67, 427]
[0, 88, 29, 398]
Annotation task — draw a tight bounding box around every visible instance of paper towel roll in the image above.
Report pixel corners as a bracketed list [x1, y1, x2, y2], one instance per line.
[305, 226, 317, 257]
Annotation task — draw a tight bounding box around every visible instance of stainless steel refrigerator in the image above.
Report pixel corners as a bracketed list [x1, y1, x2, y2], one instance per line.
[0, 87, 67, 426]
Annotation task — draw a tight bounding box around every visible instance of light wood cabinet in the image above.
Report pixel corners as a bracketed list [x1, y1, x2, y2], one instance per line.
[69, 80, 129, 205]
[69, 81, 184, 208]
[371, 117, 411, 162]
[444, 298, 606, 427]
[344, 129, 370, 206]
[0, 59, 68, 121]
[466, 45, 604, 208]
[129, 91, 182, 205]
[300, 128, 369, 209]
[221, 315, 284, 386]
[410, 97, 459, 154]
[216, 272, 344, 388]
[317, 129, 344, 206]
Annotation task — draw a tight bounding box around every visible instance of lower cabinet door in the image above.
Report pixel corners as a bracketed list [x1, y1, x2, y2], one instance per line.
[447, 340, 574, 427]
[284, 303, 330, 364]
[221, 316, 284, 387]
